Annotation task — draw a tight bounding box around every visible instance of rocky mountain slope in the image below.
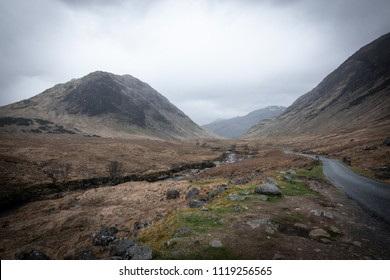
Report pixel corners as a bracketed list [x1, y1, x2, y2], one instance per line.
[203, 106, 285, 138]
[245, 32, 390, 137]
[0, 71, 213, 140]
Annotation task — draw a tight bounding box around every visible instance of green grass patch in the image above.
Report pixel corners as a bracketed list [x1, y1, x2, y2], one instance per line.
[296, 165, 324, 178]
[279, 181, 314, 197]
[179, 212, 224, 233]
[350, 166, 372, 178]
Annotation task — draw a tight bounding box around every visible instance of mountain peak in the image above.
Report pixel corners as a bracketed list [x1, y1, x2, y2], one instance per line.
[0, 71, 213, 140]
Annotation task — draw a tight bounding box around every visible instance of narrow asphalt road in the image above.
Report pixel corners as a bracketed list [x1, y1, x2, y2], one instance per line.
[320, 157, 390, 224]
[295, 151, 390, 225]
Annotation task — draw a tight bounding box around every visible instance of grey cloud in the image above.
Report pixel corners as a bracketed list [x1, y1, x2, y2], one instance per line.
[1, 0, 390, 124]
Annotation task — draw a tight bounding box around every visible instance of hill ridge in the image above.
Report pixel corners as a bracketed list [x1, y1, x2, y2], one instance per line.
[245, 32, 390, 137]
[0, 71, 213, 140]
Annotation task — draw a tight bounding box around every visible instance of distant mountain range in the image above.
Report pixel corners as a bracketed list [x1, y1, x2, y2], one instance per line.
[202, 106, 286, 138]
[0, 71, 213, 140]
[245, 32, 390, 138]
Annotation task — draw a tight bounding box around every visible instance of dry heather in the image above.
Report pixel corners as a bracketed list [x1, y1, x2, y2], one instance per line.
[1, 135, 390, 260]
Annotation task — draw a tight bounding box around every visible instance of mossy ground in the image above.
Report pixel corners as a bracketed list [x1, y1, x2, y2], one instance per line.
[139, 166, 326, 259]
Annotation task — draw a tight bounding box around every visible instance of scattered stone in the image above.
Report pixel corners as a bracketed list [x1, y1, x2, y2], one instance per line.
[247, 217, 278, 234]
[342, 157, 352, 166]
[320, 238, 332, 244]
[264, 177, 278, 186]
[93, 227, 119, 246]
[164, 238, 188, 249]
[235, 178, 248, 185]
[201, 207, 210, 211]
[133, 221, 153, 231]
[282, 175, 293, 183]
[233, 204, 248, 212]
[203, 185, 227, 201]
[77, 248, 96, 260]
[330, 226, 342, 235]
[255, 183, 281, 196]
[185, 188, 200, 200]
[228, 194, 246, 201]
[362, 145, 377, 151]
[273, 253, 286, 260]
[13, 249, 51, 260]
[154, 213, 164, 221]
[109, 238, 138, 258]
[309, 228, 331, 239]
[64, 248, 97, 260]
[174, 228, 192, 237]
[288, 223, 311, 237]
[287, 169, 297, 175]
[352, 241, 362, 247]
[126, 245, 153, 260]
[294, 223, 310, 231]
[265, 221, 279, 234]
[311, 210, 334, 219]
[189, 200, 204, 208]
[256, 195, 268, 201]
[167, 190, 180, 200]
[384, 137, 390, 146]
[247, 218, 271, 229]
[239, 190, 250, 195]
[209, 240, 223, 248]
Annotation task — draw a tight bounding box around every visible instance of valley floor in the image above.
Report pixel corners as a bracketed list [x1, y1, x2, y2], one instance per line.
[0, 133, 389, 259]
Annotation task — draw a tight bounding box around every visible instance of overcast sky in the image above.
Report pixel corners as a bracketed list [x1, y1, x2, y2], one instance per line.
[1, 0, 389, 124]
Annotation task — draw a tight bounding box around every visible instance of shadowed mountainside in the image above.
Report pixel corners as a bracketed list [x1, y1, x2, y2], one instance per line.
[0, 71, 213, 140]
[245, 32, 390, 138]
